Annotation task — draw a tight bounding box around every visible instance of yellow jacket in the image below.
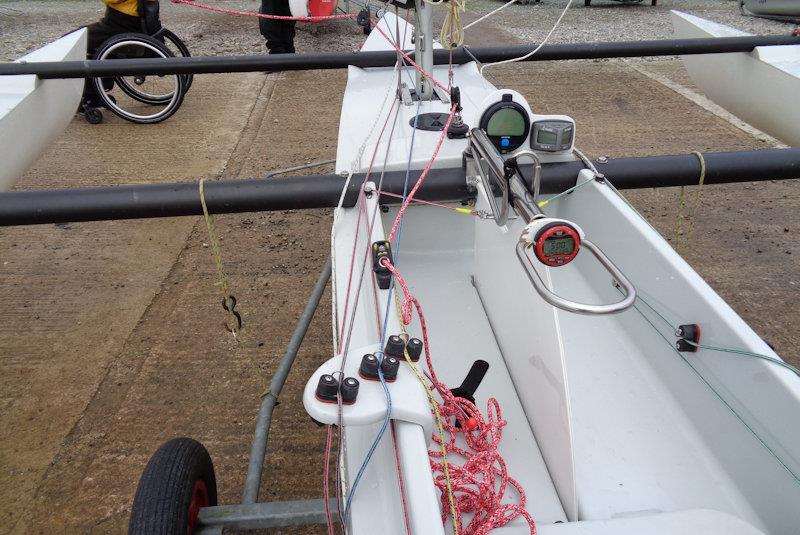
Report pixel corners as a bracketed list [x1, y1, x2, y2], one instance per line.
[104, 0, 140, 17]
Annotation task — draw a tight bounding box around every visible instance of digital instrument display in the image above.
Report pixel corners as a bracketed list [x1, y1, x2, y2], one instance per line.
[534, 222, 581, 266]
[487, 108, 527, 137]
[478, 94, 530, 153]
[543, 236, 574, 256]
[536, 130, 558, 145]
[531, 120, 575, 152]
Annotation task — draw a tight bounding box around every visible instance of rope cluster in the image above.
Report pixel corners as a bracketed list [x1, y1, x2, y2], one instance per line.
[381, 258, 536, 534]
[376, 104, 535, 532]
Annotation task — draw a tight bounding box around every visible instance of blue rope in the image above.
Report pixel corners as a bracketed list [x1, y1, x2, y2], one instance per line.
[344, 95, 423, 523]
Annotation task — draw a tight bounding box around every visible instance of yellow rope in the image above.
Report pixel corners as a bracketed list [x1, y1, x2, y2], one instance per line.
[199, 179, 240, 339]
[439, 0, 465, 48]
[391, 274, 460, 535]
[674, 151, 706, 253]
[685, 151, 706, 245]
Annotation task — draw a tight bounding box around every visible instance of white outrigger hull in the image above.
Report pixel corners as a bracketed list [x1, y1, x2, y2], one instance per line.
[304, 12, 800, 535]
[671, 10, 800, 146]
[0, 29, 85, 191]
[741, 0, 800, 17]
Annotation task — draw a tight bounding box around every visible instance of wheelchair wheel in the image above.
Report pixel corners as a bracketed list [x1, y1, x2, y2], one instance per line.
[92, 33, 185, 124]
[161, 28, 193, 94]
[116, 28, 193, 104]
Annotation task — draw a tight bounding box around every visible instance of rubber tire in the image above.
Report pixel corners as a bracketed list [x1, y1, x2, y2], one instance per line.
[651, 0, 657, 5]
[128, 437, 217, 535]
[585, 0, 591, 6]
[84, 107, 103, 125]
[93, 33, 185, 124]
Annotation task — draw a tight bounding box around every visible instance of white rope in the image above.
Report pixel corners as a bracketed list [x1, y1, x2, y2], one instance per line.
[481, 0, 573, 75]
[331, 59, 401, 351]
[463, 0, 519, 31]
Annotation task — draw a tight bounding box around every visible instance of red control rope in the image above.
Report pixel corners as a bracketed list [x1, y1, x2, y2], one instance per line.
[372, 22, 450, 93]
[171, 0, 358, 22]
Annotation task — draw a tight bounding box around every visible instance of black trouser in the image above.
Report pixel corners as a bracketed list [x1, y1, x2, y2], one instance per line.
[259, 0, 296, 54]
[82, 8, 143, 103]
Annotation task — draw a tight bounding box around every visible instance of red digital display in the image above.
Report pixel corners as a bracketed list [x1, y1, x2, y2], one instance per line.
[534, 224, 580, 266]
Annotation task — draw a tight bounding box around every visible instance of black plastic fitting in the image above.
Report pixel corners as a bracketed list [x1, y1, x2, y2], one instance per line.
[340, 377, 360, 404]
[315, 374, 339, 403]
[381, 356, 400, 381]
[405, 337, 423, 362]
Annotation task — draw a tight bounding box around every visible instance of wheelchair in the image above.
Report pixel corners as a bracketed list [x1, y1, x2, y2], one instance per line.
[81, 27, 193, 125]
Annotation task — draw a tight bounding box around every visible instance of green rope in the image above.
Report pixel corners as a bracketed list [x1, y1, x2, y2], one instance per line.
[687, 341, 800, 378]
[626, 295, 800, 484]
[685, 151, 706, 245]
[633, 291, 798, 378]
[537, 177, 594, 208]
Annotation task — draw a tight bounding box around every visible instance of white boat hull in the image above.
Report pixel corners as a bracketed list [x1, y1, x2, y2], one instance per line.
[741, 0, 800, 17]
[311, 12, 800, 535]
[671, 10, 800, 146]
[0, 29, 86, 191]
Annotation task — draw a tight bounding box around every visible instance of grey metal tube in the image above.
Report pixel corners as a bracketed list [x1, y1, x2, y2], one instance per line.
[198, 499, 337, 530]
[242, 257, 332, 504]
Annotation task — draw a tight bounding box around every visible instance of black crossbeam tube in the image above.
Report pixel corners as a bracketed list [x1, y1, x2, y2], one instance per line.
[0, 149, 798, 227]
[2, 35, 799, 78]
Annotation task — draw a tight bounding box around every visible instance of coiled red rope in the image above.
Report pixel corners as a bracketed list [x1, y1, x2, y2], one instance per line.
[374, 97, 535, 533]
[380, 258, 536, 534]
[171, 0, 358, 22]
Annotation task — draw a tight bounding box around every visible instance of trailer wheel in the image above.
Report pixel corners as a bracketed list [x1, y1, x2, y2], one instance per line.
[584, 0, 591, 5]
[651, 0, 657, 5]
[128, 437, 217, 535]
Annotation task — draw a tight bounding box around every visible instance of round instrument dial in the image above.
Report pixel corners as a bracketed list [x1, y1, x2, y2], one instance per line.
[534, 222, 581, 266]
[478, 94, 530, 153]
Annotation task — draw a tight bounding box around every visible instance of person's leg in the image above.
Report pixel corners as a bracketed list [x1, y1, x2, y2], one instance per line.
[283, 20, 296, 54]
[259, 0, 295, 54]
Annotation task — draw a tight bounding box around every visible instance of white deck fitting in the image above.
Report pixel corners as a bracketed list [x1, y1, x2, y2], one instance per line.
[671, 10, 800, 146]
[303, 341, 436, 439]
[0, 29, 85, 190]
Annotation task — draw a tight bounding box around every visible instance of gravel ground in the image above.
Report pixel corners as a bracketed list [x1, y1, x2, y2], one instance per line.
[481, 0, 797, 48]
[1, 0, 796, 62]
[0, 0, 363, 61]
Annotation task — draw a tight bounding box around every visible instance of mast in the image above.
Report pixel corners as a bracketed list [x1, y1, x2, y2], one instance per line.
[414, 0, 434, 101]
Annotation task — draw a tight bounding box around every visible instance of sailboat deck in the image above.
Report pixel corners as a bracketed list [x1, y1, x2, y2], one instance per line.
[390, 213, 568, 526]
